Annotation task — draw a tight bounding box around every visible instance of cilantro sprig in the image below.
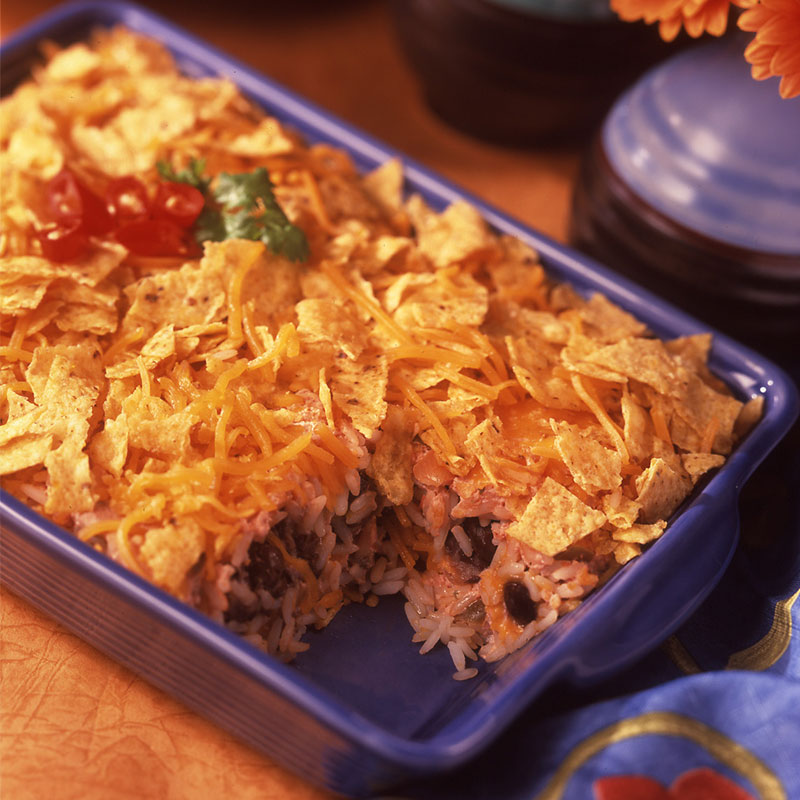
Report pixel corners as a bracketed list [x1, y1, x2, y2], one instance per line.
[157, 158, 309, 262]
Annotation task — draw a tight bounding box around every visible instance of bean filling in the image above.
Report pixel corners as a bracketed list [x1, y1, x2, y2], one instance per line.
[503, 580, 538, 626]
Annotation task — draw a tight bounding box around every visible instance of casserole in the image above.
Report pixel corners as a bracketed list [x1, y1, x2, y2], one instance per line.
[1, 4, 797, 797]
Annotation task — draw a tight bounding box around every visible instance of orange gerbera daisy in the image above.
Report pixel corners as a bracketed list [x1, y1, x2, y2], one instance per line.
[738, 0, 800, 98]
[611, 0, 755, 41]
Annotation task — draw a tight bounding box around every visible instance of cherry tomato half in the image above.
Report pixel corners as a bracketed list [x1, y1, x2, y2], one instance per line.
[36, 220, 90, 262]
[106, 176, 150, 225]
[47, 169, 113, 235]
[152, 181, 205, 228]
[115, 218, 191, 257]
[47, 169, 83, 224]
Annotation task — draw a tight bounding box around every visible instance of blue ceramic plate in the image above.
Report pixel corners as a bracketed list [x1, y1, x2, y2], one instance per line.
[1, 3, 797, 796]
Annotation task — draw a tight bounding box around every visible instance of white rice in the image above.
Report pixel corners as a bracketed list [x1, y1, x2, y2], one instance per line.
[450, 524, 473, 557]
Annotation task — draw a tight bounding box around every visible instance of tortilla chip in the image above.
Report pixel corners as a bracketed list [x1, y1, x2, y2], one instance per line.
[6, 126, 64, 178]
[330, 352, 388, 437]
[0, 280, 49, 315]
[506, 477, 606, 556]
[621, 390, 653, 463]
[139, 518, 205, 597]
[44, 436, 94, 515]
[226, 118, 294, 157]
[734, 395, 764, 439]
[578, 294, 647, 343]
[296, 298, 368, 360]
[612, 521, 667, 544]
[612, 541, 642, 565]
[681, 452, 725, 485]
[4, 389, 35, 420]
[602, 492, 642, 529]
[42, 43, 103, 83]
[0, 242, 126, 290]
[584, 338, 684, 397]
[430, 385, 492, 419]
[0, 433, 54, 475]
[406, 196, 494, 268]
[668, 374, 743, 454]
[72, 92, 197, 176]
[357, 236, 411, 276]
[362, 157, 404, 214]
[561, 335, 628, 384]
[367, 405, 414, 505]
[241, 253, 302, 331]
[552, 420, 622, 493]
[123, 391, 198, 460]
[122, 252, 226, 335]
[393, 270, 488, 330]
[665, 333, 712, 372]
[319, 173, 382, 221]
[635, 456, 693, 523]
[53, 278, 120, 335]
[405, 367, 446, 392]
[106, 324, 176, 378]
[26, 340, 103, 443]
[0, 406, 49, 447]
[382, 272, 436, 313]
[88, 415, 129, 478]
[489, 304, 570, 344]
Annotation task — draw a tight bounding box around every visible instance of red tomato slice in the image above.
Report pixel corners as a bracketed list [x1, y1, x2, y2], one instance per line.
[47, 169, 83, 224]
[115, 218, 191, 257]
[594, 775, 671, 800]
[106, 176, 151, 225]
[152, 181, 205, 228]
[36, 220, 90, 262]
[47, 169, 113, 235]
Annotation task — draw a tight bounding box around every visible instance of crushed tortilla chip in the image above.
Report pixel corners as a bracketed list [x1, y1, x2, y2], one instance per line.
[296, 298, 368, 360]
[635, 456, 693, 523]
[139, 519, 205, 598]
[507, 477, 606, 557]
[612, 521, 667, 544]
[330, 352, 388, 437]
[406, 196, 495, 268]
[681, 452, 725, 484]
[584, 338, 683, 397]
[367, 405, 415, 505]
[552, 420, 622, 493]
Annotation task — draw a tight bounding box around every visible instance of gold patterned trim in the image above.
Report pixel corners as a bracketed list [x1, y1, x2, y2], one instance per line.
[662, 635, 702, 674]
[727, 588, 800, 671]
[533, 711, 785, 800]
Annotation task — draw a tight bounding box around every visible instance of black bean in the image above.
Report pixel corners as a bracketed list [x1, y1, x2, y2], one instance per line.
[461, 518, 497, 571]
[458, 599, 486, 624]
[245, 538, 289, 597]
[503, 580, 538, 626]
[445, 517, 497, 583]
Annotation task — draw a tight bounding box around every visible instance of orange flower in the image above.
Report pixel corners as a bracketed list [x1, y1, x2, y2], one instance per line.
[611, 0, 755, 41]
[738, 0, 800, 98]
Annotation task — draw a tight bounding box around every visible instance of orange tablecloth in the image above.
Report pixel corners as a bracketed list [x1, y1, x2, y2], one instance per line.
[0, 2, 580, 797]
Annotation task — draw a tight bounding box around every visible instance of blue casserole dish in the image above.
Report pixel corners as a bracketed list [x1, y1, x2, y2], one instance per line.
[1, 3, 797, 796]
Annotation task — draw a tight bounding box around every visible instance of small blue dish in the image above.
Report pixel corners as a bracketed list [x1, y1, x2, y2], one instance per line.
[1, 4, 797, 797]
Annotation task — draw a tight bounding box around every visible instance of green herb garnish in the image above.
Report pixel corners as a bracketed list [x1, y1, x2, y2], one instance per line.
[157, 158, 309, 262]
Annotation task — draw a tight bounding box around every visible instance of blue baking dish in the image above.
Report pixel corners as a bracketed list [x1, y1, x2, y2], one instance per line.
[1, 3, 798, 797]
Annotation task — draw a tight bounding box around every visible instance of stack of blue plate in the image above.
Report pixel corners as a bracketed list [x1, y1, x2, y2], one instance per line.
[570, 33, 800, 361]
